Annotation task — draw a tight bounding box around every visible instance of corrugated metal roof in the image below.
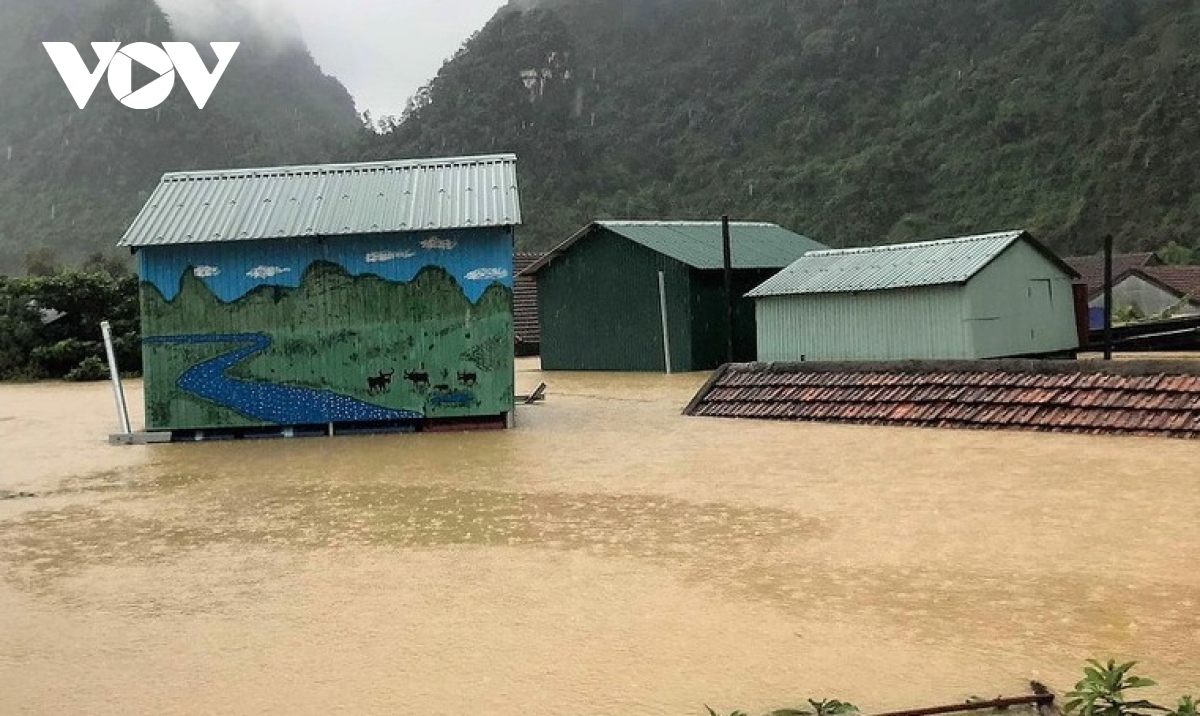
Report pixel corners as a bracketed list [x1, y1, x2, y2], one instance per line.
[747, 230, 1074, 298]
[118, 154, 522, 248]
[520, 220, 828, 274]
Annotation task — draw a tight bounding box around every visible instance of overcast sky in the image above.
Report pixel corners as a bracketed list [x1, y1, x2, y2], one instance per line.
[163, 0, 509, 118]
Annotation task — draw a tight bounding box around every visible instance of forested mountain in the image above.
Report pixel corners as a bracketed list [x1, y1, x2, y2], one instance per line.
[3, 0, 1199, 275]
[365, 0, 1200, 260]
[0, 0, 359, 273]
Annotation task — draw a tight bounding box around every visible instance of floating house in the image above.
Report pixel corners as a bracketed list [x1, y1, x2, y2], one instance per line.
[747, 230, 1082, 362]
[118, 154, 522, 436]
[520, 220, 828, 372]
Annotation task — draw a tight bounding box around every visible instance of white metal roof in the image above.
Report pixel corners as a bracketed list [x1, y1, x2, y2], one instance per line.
[118, 154, 521, 248]
[746, 230, 1076, 297]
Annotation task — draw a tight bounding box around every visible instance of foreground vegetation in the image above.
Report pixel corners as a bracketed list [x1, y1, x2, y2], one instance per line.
[707, 660, 1195, 716]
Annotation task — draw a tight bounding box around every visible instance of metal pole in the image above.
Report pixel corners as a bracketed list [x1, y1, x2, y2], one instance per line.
[721, 214, 734, 363]
[1103, 233, 1114, 360]
[658, 270, 672, 374]
[101, 320, 132, 435]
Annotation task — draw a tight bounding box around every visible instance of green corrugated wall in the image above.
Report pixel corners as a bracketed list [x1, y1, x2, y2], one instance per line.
[536, 229, 775, 371]
[755, 241, 1080, 362]
[537, 229, 694, 371]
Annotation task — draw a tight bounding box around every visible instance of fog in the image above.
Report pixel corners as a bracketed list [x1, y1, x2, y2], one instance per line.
[158, 0, 508, 117]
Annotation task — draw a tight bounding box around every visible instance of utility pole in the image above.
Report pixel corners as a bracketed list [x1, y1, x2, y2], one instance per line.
[721, 215, 734, 364]
[1103, 233, 1114, 360]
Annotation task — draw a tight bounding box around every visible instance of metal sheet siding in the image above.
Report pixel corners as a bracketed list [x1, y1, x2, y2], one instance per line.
[964, 240, 1080, 357]
[138, 228, 514, 431]
[595, 221, 827, 269]
[120, 155, 521, 247]
[755, 286, 970, 362]
[537, 229, 693, 371]
[747, 231, 1024, 297]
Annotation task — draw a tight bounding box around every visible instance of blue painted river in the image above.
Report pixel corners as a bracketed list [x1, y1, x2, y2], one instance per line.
[142, 333, 424, 424]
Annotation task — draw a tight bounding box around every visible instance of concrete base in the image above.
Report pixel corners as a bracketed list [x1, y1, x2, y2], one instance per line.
[109, 432, 174, 445]
[109, 414, 511, 445]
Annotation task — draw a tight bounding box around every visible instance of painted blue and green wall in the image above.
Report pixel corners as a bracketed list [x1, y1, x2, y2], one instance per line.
[137, 229, 515, 431]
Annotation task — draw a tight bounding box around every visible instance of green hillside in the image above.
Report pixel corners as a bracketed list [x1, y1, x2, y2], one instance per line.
[0, 0, 360, 273]
[3, 0, 1198, 274]
[364, 0, 1200, 260]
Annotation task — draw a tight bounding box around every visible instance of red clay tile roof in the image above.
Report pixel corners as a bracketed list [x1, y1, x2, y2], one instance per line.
[514, 252, 544, 346]
[684, 360, 1200, 438]
[1064, 252, 1161, 298]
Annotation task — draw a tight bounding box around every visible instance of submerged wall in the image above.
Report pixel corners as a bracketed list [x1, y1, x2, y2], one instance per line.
[138, 229, 515, 431]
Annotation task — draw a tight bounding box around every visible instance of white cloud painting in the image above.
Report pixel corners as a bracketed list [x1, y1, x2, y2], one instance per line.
[465, 267, 508, 281]
[365, 250, 415, 263]
[421, 236, 457, 251]
[192, 265, 221, 278]
[247, 266, 292, 280]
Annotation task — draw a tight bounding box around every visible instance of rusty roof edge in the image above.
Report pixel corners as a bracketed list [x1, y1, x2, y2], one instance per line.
[722, 359, 1200, 378]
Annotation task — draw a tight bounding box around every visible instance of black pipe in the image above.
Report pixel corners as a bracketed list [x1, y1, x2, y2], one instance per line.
[722, 214, 734, 364]
[1104, 233, 1114, 360]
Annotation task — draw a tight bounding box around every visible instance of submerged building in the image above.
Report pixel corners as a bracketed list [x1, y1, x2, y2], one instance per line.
[521, 220, 828, 372]
[747, 230, 1083, 362]
[118, 154, 522, 436]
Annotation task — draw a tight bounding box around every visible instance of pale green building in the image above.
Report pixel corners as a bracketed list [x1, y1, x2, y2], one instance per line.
[747, 230, 1083, 362]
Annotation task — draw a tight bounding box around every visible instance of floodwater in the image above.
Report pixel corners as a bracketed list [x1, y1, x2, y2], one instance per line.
[1, 358, 1198, 715]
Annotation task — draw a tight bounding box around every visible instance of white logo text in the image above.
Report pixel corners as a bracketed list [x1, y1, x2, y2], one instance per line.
[43, 42, 240, 110]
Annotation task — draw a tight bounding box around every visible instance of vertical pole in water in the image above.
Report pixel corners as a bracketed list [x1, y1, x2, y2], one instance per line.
[658, 270, 672, 374]
[101, 320, 131, 435]
[1103, 233, 1114, 361]
[722, 214, 735, 364]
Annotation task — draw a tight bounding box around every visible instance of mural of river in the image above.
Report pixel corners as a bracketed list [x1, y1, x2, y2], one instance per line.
[143, 333, 424, 425]
[1, 356, 1198, 715]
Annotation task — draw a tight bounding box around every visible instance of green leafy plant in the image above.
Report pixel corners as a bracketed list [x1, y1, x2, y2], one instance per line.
[706, 707, 749, 716]
[1063, 660, 1165, 716]
[769, 699, 860, 716]
[1169, 697, 1198, 716]
[705, 698, 859, 716]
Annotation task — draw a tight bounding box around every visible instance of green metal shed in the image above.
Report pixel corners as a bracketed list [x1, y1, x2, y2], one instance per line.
[747, 230, 1083, 362]
[520, 220, 828, 371]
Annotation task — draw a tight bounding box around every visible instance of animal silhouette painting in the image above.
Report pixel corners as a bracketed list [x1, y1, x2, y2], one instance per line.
[367, 369, 394, 395]
[458, 371, 478, 387]
[404, 370, 430, 388]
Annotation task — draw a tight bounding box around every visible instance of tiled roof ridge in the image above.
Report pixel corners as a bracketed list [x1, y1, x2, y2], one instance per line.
[685, 360, 1200, 439]
[729, 359, 1200, 378]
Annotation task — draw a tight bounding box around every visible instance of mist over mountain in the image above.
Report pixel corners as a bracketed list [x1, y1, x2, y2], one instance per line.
[0, 0, 359, 273]
[365, 0, 1200, 260]
[3, 0, 1199, 274]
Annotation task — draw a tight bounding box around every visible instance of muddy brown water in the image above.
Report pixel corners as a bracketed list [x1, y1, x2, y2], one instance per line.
[1, 358, 1197, 715]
